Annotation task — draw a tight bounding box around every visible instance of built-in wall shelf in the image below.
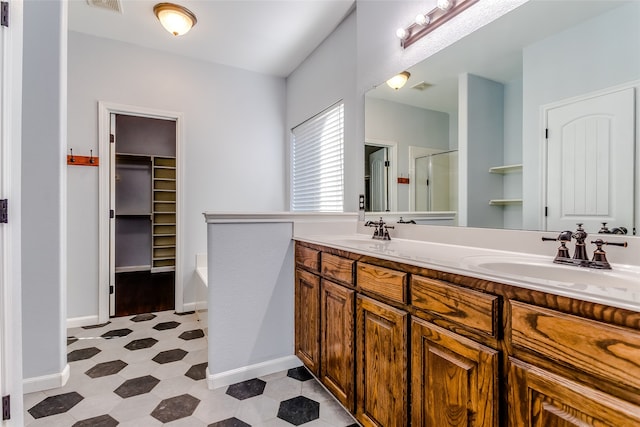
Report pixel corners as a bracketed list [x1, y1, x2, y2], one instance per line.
[489, 198, 523, 206]
[489, 164, 523, 174]
[152, 156, 176, 270]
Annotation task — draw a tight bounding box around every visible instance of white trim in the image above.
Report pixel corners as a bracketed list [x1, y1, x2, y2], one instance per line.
[365, 139, 398, 212]
[206, 355, 302, 390]
[540, 80, 640, 232]
[66, 315, 100, 329]
[181, 302, 198, 313]
[98, 102, 185, 322]
[0, 0, 24, 424]
[23, 364, 70, 394]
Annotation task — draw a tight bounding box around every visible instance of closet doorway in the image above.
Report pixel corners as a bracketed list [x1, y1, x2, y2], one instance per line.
[99, 103, 183, 320]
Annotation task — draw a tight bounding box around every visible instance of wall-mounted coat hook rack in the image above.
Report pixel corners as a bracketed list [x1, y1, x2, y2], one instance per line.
[67, 148, 99, 166]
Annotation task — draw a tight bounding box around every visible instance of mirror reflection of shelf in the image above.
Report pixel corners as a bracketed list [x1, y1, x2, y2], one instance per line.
[488, 164, 523, 174]
[152, 156, 176, 273]
[489, 199, 523, 206]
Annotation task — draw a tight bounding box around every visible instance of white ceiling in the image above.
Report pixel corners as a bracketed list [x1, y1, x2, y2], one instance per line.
[68, 0, 355, 77]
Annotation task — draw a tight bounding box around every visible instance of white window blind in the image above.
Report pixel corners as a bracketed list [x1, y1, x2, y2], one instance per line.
[291, 102, 344, 212]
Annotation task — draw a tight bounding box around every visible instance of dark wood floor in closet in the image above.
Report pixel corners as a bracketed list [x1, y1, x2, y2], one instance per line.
[115, 271, 175, 316]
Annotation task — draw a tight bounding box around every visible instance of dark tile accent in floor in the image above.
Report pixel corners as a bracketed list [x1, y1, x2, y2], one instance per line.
[277, 396, 320, 426]
[100, 328, 133, 339]
[28, 392, 84, 419]
[287, 366, 313, 382]
[153, 321, 180, 330]
[130, 313, 157, 322]
[114, 375, 160, 398]
[226, 378, 267, 400]
[152, 348, 188, 364]
[67, 347, 101, 362]
[175, 310, 195, 316]
[85, 360, 127, 378]
[185, 362, 208, 381]
[150, 393, 200, 423]
[179, 328, 205, 340]
[67, 337, 78, 346]
[124, 337, 158, 350]
[208, 417, 252, 427]
[81, 321, 111, 330]
[72, 414, 119, 427]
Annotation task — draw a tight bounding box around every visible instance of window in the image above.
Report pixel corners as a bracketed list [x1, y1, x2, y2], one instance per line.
[291, 102, 344, 212]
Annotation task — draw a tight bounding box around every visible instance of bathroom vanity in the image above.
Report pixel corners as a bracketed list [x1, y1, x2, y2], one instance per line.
[293, 235, 640, 427]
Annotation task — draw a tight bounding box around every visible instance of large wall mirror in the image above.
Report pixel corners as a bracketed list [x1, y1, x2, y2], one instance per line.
[364, 0, 640, 235]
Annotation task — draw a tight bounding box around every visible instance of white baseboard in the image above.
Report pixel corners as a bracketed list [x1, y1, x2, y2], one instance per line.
[181, 302, 197, 312]
[67, 315, 100, 329]
[23, 364, 70, 394]
[207, 355, 302, 390]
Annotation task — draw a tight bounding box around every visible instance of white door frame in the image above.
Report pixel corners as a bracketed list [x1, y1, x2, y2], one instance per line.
[98, 102, 185, 323]
[365, 139, 398, 212]
[1, 0, 24, 424]
[541, 80, 639, 233]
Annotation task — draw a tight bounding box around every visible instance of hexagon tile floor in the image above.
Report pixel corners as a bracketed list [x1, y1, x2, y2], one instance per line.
[23, 310, 359, 426]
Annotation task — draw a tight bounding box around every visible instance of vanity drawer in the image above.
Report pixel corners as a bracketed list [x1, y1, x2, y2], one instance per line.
[356, 263, 407, 303]
[510, 300, 640, 390]
[411, 275, 498, 337]
[296, 244, 320, 272]
[321, 253, 354, 285]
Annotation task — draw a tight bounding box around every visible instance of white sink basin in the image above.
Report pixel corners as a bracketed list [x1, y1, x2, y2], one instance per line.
[462, 256, 640, 290]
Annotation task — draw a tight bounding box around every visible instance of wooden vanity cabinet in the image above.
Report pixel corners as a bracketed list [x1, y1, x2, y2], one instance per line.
[411, 317, 499, 427]
[320, 279, 355, 411]
[356, 294, 408, 427]
[294, 268, 321, 375]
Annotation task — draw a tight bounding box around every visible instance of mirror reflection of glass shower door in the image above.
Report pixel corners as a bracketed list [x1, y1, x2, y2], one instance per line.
[415, 151, 458, 211]
[369, 147, 388, 212]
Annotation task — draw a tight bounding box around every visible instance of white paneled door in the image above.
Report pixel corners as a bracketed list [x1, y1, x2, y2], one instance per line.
[545, 87, 635, 234]
[369, 147, 388, 212]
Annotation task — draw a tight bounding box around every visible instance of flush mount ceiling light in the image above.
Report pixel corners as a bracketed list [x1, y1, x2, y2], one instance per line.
[154, 2, 197, 36]
[386, 71, 411, 90]
[397, 0, 478, 49]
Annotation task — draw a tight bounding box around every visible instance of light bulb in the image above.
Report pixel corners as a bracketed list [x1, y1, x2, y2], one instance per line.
[415, 14, 430, 26]
[437, 0, 452, 11]
[396, 27, 409, 40]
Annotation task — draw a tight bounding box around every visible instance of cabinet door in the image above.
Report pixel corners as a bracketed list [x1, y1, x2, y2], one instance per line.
[509, 357, 640, 427]
[295, 268, 320, 375]
[320, 279, 355, 411]
[411, 317, 499, 427]
[356, 295, 408, 427]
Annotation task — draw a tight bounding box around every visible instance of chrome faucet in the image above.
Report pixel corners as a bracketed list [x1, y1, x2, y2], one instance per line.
[543, 224, 627, 269]
[365, 217, 394, 240]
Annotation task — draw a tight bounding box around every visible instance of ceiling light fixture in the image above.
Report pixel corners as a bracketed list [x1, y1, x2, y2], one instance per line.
[396, 0, 478, 49]
[386, 71, 411, 90]
[153, 2, 197, 36]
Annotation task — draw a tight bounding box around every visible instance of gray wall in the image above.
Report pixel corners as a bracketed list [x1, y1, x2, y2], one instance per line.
[286, 11, 357, 211]
[522, 2, 640, 230]
[66, 32, 287, 319]
[21, 0, 67, 380]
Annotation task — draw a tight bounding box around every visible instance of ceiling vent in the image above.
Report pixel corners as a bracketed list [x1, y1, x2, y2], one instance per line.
[86, 0, 122, 13]
[411, 81, 434, 91]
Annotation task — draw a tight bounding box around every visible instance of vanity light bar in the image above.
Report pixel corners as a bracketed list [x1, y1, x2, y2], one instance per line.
[398, 0, 479, 49]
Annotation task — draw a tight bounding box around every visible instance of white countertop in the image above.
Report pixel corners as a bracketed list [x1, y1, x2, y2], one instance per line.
[295, 233, 640, 313]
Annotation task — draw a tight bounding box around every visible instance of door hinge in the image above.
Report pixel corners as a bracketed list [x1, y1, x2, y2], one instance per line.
[109, 285, 114, 294]
[384, 160, 390, 167]
[0, 199, 7, 223]
[545, 128, 549, 139]
[110, 209, 114, 219]
[1, 2, 8, 28]
[2, 395, 10, 420]
[544, 206, 548, 217]
[110, 134, 115, 143]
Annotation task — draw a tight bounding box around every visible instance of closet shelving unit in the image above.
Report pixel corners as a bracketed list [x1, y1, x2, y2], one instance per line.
[152, 156, 177, 272]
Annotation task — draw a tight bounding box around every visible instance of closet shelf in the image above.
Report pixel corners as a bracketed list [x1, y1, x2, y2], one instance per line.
[153, 256, 176, 261]
[116, 212, 152, 217]
[489, 164, 523, 174]
[489, 198, 523, 206]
